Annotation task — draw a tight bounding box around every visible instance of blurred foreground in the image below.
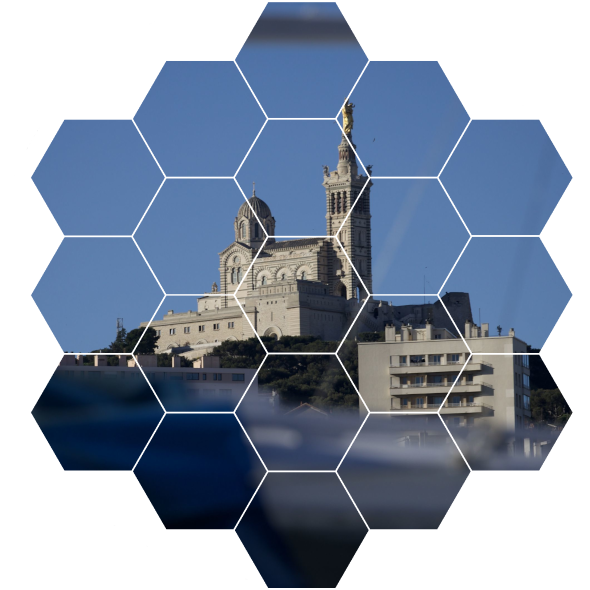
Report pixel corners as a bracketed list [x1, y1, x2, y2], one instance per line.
[32, 374, 560, 587]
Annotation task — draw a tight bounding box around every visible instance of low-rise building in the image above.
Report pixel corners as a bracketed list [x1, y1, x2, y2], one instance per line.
[58, 354, 257, 410]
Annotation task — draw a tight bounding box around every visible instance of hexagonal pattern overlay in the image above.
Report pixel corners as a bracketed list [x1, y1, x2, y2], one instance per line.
[34, 37, 566, 587]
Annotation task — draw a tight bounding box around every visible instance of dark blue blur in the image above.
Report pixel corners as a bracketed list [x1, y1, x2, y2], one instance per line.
[31, 373, 310, 588]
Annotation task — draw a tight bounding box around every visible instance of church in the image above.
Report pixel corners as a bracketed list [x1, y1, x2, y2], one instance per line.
[141, 103, 472, 354]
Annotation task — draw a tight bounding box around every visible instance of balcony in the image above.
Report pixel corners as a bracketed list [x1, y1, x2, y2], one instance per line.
[391, 382, 491, 395]
[389, 361, 492, 375]
[390, 401, 494, 413]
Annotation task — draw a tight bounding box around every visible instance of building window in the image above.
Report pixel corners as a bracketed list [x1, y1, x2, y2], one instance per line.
[213, 323, 220, 331]
[202, 373, 207, 380]
[187, 373, 199, 380]
[281, 273, 286, 280]
[261, 276, 267, 286]
[301, 271, 306, 280]
[523, 394, 531, 410]
[429, 355, 442, 365]
[432, 375, 443, 384]
[198, 325, 205, 332]
[343, 191, 347, 211]
[468, 395, 475, 404]
[523, 374, 530, 389]
[184, 327, 190, 334]
[228, 322, 234, 329]
[402, 398, 409, 406]
[449, 353, 460, 364]
[232, 374, 245, 381]
[466, 374, 473, 383]
[434, 334, 442, 340]
[451, 396, 461, 406]
[169, 328, 176, 335]
[414, 376, 424, 385]
[231, 268, 236, 284]
[522, 355, 530, 368]
[237, 267, 242, 282]
[331, 194, 335, 214]
[400, 356, 407, 366]
[156, 330, 161, 337]
[213, 373, 222, 381]
[415, 398, 424, 408]
[254, 223, 260, 238]
[432, 396, 443, 406]
[240, 222, 246, 239]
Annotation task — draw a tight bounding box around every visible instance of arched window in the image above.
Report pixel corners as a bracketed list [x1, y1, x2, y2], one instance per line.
[254, 223, 259, 238]
[281, 273, 286, 280]
[343, 191, 347, 212]
[261, 276, 267, 286]
[331, 193, 335, 214]
[301, 271, 306, 280]
[337, 192, 341, 213]
[231, 268, 236, 284]
[237, 267, 242, 282]
[240, 222, 246, 239]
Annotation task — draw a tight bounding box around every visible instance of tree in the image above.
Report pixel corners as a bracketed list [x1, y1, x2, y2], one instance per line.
[127, 327, 159, 354]
[527, 346, 557, 390]
[530, 388, 571, 424]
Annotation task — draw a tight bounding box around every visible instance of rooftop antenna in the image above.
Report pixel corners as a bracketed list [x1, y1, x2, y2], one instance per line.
[116, 318, 124, 333]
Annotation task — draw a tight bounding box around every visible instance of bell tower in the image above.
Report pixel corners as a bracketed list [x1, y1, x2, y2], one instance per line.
[323, 101, 373, 298]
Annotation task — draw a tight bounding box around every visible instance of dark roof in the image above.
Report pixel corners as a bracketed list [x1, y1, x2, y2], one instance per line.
[263, 238, 325, 251]
[284, 403, 329, 418]
[237, 195, 273, 220]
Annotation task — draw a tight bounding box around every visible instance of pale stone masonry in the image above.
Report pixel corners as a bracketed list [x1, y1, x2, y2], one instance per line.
[139, 107, 472, 353]
[358, 319, 532, 435]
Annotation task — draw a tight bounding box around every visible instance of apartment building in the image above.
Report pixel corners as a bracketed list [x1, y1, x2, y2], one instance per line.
[58, 354, 257, 410]
[357, 320, 531, 434]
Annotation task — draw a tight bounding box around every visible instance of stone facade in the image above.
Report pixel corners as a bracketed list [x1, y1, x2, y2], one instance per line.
[140, 116, 472, 351]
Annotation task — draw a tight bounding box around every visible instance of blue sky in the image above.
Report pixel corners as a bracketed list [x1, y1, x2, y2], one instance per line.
[31, 3, 572, 351]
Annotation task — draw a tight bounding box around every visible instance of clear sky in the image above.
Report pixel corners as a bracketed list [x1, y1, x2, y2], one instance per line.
[31, 2, 572, 352]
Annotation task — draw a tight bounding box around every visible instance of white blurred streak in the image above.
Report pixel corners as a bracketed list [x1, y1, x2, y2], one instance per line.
[373, 179, 432, 292]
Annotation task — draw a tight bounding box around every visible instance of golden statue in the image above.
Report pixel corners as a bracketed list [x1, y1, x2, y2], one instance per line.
[342, 99, 355, 134]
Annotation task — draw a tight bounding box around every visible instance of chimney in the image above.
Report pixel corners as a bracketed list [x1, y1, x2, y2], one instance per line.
[137, 354, 157, 368]
[424, 321, 433, 340]
[60, 355, 76, 366]
[94, 355, 107, 367]
[481, 323, 489, 337]
[201, 355, 221, 368]
[385, 324, 396, 342]
[465, 320, 472, 339]
[509, 328, 515, 337]
[401, 325, 411, 341]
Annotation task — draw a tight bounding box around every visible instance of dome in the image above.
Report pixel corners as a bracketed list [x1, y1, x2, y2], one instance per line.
[237, 194, 272, 220]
